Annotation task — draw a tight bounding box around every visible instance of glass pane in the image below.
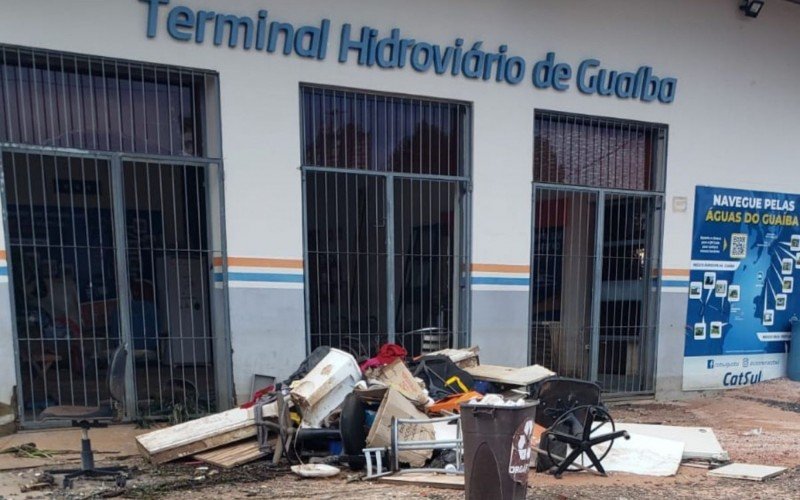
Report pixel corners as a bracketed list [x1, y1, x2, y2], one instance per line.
[301, 86, 467, 177]
[0, 46, 209, 157]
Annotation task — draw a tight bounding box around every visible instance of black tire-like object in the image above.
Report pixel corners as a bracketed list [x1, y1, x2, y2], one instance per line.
[544, 404, 628, 477]
[339, 392, 368, 470]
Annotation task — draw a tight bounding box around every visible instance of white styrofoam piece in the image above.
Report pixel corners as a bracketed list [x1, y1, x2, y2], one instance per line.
[290, 348, 362, 427]
[590, 432, 684, 476]
[291, 464, 341, 478]
[432, 420, 459, 442]
[616, 423, 729, 461]
[708, 463, 787, 481]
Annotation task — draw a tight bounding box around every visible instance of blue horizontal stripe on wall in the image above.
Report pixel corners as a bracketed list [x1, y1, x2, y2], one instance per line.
[215, 272, 304, 283]
[471, 276, 529, 286]
[0, 267, 7, 276]
[661, 280, 689, 287]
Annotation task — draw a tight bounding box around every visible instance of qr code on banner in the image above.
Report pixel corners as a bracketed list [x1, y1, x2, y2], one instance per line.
[730, 233, 748, 259]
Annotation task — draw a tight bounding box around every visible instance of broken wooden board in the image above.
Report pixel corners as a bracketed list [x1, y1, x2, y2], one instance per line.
[366, 389, 434, 467]
[422, 346, 480, 368]
[708, 463, 787, 481]
[194, 439, 266, 469]
[463, 364, 554, 386]
[136, 402, 277, 464]
[616, 423, 729, 461]
[379, 472, 464, 490]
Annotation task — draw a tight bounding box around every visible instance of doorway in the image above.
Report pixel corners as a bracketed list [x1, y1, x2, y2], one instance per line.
[529, 111, 667, 396]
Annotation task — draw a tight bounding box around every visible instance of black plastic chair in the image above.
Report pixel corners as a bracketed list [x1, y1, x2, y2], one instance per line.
[41, 343, 129, 489]
[533, 377, 629, 478]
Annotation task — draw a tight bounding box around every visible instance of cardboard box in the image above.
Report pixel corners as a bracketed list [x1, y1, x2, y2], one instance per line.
[372, 359, 428, 405]
[366, 388, 434, 467]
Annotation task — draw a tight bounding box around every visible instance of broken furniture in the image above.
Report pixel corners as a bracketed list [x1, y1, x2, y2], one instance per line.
[290, 348, 362, 427]
[39, 343, 129, 489]
[534, 377, 629, 478]
[364, 414, 463, 479]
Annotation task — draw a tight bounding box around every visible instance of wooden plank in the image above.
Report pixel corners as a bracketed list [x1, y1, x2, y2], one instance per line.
[708, 463, 787, 481]
[136, 403, 277, 463]
[464, 364, 554, 386]
[379, 472, 464, 490]
[422, 347, 480, 368]
[194, 439, 266, 469]
[146, 426, 258, 464]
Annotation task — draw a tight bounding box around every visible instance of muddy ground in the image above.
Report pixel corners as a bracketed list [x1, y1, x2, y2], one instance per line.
[1, 378, 799, 499]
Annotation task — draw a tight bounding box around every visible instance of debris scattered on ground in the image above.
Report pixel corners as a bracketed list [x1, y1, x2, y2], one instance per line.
[708, 463, 788, 481]
[291, 463, 340, 478]
[4, 348, 799, 498]
[0, 443, 69, 459]
[614, 423, 729, 462]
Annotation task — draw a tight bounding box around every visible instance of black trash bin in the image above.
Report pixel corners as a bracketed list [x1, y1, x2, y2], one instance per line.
[461, 401, 538, 500]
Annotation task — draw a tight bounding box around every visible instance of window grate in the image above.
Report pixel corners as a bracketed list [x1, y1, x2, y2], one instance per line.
[301, 85, 472, 359]
[530, 111, 667, 397]
[0, 45, 211, 157]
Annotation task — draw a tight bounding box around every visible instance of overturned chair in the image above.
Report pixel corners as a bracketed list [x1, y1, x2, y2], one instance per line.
[533, 377, 629, 478]
[364, 414, 463, 479]
[40, 344, 130, 489]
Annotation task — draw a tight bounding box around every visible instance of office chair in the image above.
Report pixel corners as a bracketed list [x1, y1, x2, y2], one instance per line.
[41, 343, 130, 489]
[533, 377, 629, 478]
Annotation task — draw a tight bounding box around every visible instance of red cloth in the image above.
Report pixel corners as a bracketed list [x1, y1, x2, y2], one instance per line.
[360, 343, 408, 373]
[240, 385, 275, 409]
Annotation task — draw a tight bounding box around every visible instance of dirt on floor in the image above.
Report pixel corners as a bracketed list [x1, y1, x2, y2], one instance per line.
[1, 378, 799, 499]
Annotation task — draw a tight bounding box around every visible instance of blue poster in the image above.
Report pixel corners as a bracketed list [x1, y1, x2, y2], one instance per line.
[683, 186, 796, 390]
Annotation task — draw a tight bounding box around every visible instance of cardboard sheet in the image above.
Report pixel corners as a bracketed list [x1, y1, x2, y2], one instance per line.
[592, 432, 684, 477]
[366, 389, 434, 467]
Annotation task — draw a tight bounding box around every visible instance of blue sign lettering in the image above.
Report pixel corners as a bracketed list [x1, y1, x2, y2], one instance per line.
[139, 0, 678, 103]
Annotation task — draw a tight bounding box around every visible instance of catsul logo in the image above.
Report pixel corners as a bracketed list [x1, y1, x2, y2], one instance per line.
[508, 418, 534, 483]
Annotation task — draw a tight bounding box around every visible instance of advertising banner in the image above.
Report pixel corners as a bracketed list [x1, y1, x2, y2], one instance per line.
[683, 186, 797, 390]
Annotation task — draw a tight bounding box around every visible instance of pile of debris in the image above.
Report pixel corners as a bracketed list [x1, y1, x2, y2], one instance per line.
[135, 345, 553, 482]
[135, 346, 789, 488]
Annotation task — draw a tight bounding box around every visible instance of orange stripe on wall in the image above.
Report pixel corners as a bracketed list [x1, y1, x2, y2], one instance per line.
[0, 250, 6, 260]
[662, 268, 690, 276]
[472, 263, 530, 273]
[213, 257, 303, 268]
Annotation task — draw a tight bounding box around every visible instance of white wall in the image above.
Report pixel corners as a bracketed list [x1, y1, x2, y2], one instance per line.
[0, 0, 793, 269]
[0, 0, 798, 400]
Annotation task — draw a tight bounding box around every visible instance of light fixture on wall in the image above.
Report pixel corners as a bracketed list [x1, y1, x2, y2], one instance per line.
[739, 0, 765, 18]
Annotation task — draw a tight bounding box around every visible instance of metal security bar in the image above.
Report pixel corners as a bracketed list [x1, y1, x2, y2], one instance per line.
[534, 111, 665, 191]
[301, 85, 471, 359]
[0, 44, 224, 425]
[530, 111, 667, 397]
[3, 150, 119, 421]
[121, 159, 216, 418]
[0, 45, 208, 157]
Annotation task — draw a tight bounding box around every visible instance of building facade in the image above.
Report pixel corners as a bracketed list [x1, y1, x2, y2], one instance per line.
[0, 0, 798, 426]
